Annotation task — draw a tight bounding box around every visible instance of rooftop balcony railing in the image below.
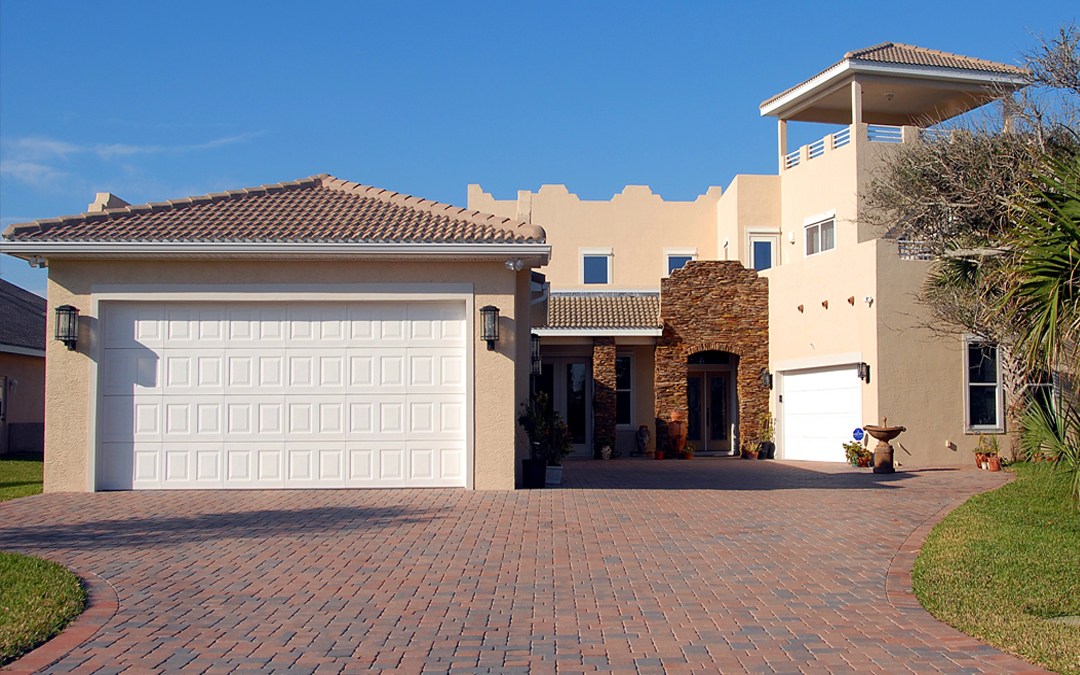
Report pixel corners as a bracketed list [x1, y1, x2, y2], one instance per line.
[780, 123, 950, 172]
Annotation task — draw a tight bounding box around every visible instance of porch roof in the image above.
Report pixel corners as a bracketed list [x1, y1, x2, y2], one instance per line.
[540, 291, 661, 335]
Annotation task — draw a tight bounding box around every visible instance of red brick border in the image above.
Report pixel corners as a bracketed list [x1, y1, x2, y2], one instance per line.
[885, 471, 1053, 675]
[3, 569, 118, 675]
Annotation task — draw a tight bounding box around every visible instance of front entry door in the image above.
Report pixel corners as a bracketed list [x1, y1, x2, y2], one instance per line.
[538, 359, 592, 458]
[687, 371, 735, 453]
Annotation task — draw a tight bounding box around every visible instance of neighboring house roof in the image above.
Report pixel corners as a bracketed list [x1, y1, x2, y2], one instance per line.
[0, 279, 47, 354]
[3, 174, 545, 245]
[844, 43, 1029, 75]
[541, 292, 661, 334]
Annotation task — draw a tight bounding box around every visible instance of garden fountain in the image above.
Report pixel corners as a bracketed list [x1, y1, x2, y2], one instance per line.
[862, 417, 906, 474]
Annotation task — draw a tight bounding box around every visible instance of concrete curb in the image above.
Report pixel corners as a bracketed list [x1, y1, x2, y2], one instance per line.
[3, 569, 119, 674]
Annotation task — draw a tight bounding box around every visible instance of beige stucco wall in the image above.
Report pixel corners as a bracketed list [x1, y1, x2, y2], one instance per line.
[469, 184, 723, 290]
[716, 174, 782, 265]
[43, 258, 530, 493]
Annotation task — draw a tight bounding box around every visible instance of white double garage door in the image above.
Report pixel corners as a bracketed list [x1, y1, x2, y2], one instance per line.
[97, 301, 468, 490]
[781, 364, 863, 463]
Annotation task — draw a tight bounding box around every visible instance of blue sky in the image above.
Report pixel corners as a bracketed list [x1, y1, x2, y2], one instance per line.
[1, 1, 1074, 296]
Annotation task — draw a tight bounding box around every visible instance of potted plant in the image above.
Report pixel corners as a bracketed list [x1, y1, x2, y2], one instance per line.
[741, 439, 759, 460]
[681, 442, 696, 460]
[518, 393, 551, 488]
[595, 432, 616, 460]
[545, 418, 573, 486]
[757, 413, 776, 459]
[844, 440, 872, 467]
[980, 434, 1002, 471]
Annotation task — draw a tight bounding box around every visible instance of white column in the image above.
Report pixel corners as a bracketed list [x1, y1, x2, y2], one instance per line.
[778, 119, 788, 173]
[851, 80, 863, 126]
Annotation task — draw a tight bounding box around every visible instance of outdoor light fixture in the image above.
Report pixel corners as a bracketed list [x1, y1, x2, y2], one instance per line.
[530, 333, 542, 376]
[857, 362, 871, 384]
[479, 305, 500, 350]
[55, 305, 80, 350]
[760, 369, 773, 389]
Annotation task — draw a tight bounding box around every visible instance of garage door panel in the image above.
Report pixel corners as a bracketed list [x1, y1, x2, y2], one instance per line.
[105, 304, 164, 349]
[226, 305, 286, 348]
[162, 396, 225, 442]
[223, 443, 282, 487]
[98, 443, 134, 490]
[285, 397, 346, 440]
[162, 350, 224, 395]
[164, 305, 226, 349]
[407, 395, 466, 438]
[102, 350, 161, 395]
[406, 303, 467, 346]
[407, 349, 466, 392]
[224, 397, 285, 441]
[285, 350, 346, 393]
[287, 304, 348, 347]
[131, 442, 162, 489]
[225, 351, 284, 394]
[285, 442, 346, 488]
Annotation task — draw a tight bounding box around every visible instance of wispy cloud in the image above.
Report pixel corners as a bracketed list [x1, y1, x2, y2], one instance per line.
[0, 132, 265, 189]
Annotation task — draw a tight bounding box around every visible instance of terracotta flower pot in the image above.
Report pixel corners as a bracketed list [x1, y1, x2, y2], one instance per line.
[856, 456, 871, 468]
[655, 451, 665, 461]
[975, 452, 987, 468]
[988, 455, 1001, 471]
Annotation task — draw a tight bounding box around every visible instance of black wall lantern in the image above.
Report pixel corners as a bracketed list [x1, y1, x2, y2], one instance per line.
[760, 368, 773, 389]
[857, 362, 871, 384]
[530, 333, 542, 376]
[479, 305, 500, 350]
[55, 305, 80, 350]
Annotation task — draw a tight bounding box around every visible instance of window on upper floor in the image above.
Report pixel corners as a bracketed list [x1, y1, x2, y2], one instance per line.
[749, 234, 779, 271]
[616, 355, 632, 426]
[805, 216, 835, 257]
[965, 339, 1004, 433]
[581, 248, 613, 285]
[664, 248, 697, 276]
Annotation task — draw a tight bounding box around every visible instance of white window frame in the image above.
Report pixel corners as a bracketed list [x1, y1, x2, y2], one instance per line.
[803, 210, 836, 258]
[663, 248, 697, 277]
[580, 247, 613, 285]
[964, 336, 1005, 433]
[615, 354, 633, 428]
[747, 232, 779, 271]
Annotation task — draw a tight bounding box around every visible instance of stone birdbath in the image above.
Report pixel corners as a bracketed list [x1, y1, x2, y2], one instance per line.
[862, 418, 905, 474]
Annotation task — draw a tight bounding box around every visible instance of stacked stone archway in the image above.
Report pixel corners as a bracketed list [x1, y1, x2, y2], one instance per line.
[656, 261, 769, 452]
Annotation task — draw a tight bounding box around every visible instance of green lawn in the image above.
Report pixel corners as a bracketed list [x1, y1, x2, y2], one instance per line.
[0, 455, 43, 502]
[913, 463, 1080, 675]
[0, 552, 86, 665]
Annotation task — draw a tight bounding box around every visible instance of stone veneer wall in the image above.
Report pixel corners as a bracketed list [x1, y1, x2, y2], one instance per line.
[656, 261, 769, 452]
[592, 337, 617, 454]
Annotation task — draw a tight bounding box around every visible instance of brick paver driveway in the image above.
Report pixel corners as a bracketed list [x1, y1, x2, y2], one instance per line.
[1, 459, 1045, 675]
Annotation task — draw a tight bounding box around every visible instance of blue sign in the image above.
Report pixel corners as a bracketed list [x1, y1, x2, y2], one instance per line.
[853, 428, 865, 441]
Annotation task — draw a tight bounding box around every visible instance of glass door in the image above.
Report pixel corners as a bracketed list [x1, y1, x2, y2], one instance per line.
[537, 358, 593, 458]
[687, 370, 735, 454]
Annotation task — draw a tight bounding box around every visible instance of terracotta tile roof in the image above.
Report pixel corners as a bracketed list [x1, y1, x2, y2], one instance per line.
[846, 43, 1028, 75]
[761, 42, 1029, 109]
[3, 174, 545, 244]
[546, 292, 660, 330]
[0, 279, 47, 352]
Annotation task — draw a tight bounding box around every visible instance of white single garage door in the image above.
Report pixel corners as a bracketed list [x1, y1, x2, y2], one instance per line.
[98, 301, 467, 490]
[781, 365, 862, 462]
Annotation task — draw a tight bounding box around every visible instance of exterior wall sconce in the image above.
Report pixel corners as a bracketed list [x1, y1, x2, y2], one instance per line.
[822, 300, 829, 309]
[857, 362, 871, 384]
[479, 305, 500, 350]
[797, 304, 804, 313]
[848, 296, 856, 305]
[530, 333, 542, 376]
[760, 369, 773, 389]
[55, 305, 80, 350]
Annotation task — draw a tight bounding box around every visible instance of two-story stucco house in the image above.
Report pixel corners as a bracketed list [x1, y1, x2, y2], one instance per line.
[0, 43, 1030, 493]
[470, 43, 1029, 467]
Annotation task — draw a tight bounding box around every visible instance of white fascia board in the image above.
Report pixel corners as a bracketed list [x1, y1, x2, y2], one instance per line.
[0, 344, 46, 357]
[534, 327, 662, 337]
[760, 60, 1030, 118]
[0, 241, 551, 265]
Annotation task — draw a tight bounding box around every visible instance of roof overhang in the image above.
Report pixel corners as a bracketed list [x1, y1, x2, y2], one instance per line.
[533, 327, 662, 337]
[0, 344, 45, 358]
[760, 60, 1030, 125]
[0, 241, 551, 267]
